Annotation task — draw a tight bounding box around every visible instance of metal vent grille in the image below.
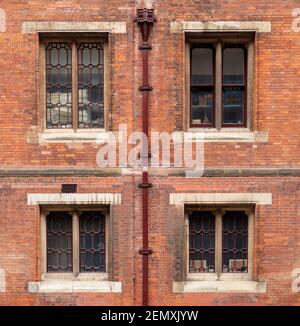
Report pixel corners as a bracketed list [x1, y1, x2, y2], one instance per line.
[61, 184, 77, 194]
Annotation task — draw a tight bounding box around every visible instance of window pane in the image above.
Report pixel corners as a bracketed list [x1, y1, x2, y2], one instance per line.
[189, 212, 215, 273]
[191, 88, 213, 125]
[46, 212, 72, 272]
[223, 48, 245, 85]
[46, 42, 72, 129]
[80, 211, 105, 273]
[223, 87, 244, 124]
[222, 211, 248, 273]
[78, 43, 104, 129]
[191, 48, 213, 85]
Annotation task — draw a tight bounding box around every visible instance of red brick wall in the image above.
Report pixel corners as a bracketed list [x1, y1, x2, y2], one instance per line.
[0, 0, 299, 167]
[0, 177, 300, 305]
[0, 0, 299, 306]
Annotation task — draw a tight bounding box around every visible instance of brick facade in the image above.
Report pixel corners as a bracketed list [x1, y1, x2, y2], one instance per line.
[0, 0, 300, 306]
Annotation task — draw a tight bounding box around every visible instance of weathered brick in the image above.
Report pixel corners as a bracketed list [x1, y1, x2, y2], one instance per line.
[0, 0, 299, 306]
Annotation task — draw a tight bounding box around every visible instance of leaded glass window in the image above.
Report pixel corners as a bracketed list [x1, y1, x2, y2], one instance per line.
[46, 42, 72, 129]
[222, 211, 248, 273]
[44, 38, 105, 130]
[46, 212, 73, 272]
[188, 209, 251, 277]
[44, 209, 107, 275]
[189, 211, 215, 273]
[78, 43, 104, 128]
[80, 211, 106, 273]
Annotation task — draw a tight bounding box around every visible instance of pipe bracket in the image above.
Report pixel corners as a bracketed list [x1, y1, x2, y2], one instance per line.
[139, 248, 154, 256]
[139, 85, 153, 91]
[139, 43, 153, 50]
[138, 182, 153, 189]
[134, 9, 156, 24]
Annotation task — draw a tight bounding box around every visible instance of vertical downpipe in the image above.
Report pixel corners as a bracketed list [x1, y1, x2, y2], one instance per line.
[134, 8, 156, 306]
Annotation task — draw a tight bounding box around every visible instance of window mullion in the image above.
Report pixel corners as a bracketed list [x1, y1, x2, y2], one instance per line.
[71, 41, 78, 130]
[215, 210, 222, 278]
[72, 210, 80, 277]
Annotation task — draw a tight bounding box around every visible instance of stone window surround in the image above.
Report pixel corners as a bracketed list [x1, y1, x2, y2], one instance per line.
[38, 34, 109, 142]
[41, 207, 109, 278]
[187, 37, 253, 130]
[185, 206, 254, 281]
[39, 35, 109, 132]
[170, 192, 271, 293]
[22, 21, 127, 144]
[172, 20, 271, 142]
[27, 193, 122, 293]
[22, 20, 271, 143]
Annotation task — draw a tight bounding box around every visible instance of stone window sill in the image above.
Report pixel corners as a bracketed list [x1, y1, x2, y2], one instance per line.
[28, 275, 122, 293]
[173, 281, 267, 293]
[184, 130, 268, 143]
[39, 130, 110, 143]
[27, 128, 119, 144]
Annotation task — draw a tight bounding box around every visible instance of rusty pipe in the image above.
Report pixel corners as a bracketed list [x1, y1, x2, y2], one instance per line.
[135, 8, 155, 306]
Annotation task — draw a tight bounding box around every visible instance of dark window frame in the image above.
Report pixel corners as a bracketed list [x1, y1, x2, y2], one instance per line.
[187, 34, 254, 130]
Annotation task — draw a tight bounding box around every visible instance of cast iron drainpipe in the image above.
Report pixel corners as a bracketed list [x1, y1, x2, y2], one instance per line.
[134, 8, 156, 306]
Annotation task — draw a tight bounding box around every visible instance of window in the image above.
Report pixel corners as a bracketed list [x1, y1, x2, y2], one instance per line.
[190, 47, 215, 127]
[79, 211, 106, 273]
[187, 34, 253, 129]
[222, 211, 248, 273]
[47, 211, 73, 272]
[43, 208, 108, 276]
[40, 36, 107, 130]
[187, 207, 254, 280]
[189, 211, 215, 272]
[222, 47, 246, 126]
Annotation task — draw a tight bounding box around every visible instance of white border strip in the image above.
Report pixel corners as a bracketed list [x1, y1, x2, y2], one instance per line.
[171, 21, 272, 33]
[28, 280, 122, 293]
[173, 281, 267, 293]
[0, 8, 6, 33]
[28, 193, 122, 205]
[170, 193, 272, 205]
[0, 269, 5, 293]
[22, 21, 126, 34]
